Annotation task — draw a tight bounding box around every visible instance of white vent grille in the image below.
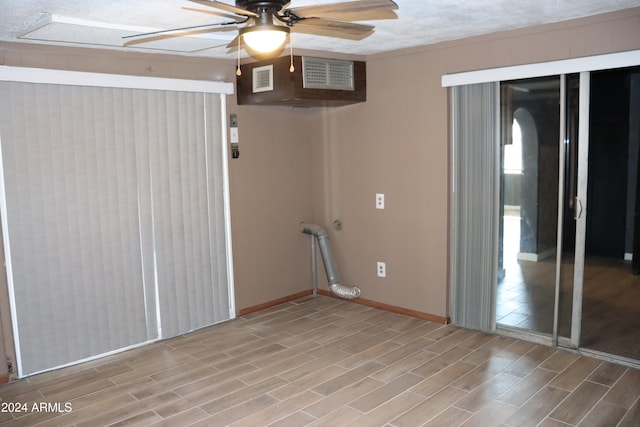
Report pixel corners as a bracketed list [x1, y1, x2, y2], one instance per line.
[302, 57, 354, 91]
[253, 65, 273, 93]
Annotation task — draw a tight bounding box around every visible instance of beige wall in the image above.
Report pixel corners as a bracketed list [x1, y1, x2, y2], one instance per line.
[1, 6, 639, 325]
[227, 104, 317, 309]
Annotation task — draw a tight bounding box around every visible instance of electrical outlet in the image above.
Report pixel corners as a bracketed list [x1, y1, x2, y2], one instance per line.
[376, 193, 385, 209]
[377, 261, 386, 278]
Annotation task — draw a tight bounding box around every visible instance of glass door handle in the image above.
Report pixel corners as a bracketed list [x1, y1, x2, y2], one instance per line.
[574, 197, 583, 220]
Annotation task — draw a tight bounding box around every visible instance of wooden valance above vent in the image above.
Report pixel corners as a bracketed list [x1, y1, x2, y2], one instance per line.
[237, 55, 366, 108]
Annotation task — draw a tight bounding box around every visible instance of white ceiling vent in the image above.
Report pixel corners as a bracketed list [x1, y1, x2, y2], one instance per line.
[252, 65, 274, 93]
[302, 57, 354, 91]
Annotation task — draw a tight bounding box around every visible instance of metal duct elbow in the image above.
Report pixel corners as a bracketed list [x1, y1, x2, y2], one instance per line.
[300, 222, 328, 238]
[330, 283, 361, 299]
[300, 222, 361, 300]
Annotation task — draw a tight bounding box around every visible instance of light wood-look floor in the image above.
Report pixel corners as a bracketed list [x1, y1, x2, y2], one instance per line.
[0, 295, 639, 426]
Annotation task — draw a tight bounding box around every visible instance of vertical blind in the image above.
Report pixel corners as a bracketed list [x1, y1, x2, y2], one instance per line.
[0, 80, 232, 376]
[450, 82, 500, 331]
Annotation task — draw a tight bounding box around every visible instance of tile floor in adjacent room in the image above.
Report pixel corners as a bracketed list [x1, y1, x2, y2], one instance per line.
[0, 295, 639, 426]
[497, 213, 640, 362]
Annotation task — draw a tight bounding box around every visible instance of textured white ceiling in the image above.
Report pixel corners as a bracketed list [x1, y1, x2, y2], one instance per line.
[1, 0, 639, 59]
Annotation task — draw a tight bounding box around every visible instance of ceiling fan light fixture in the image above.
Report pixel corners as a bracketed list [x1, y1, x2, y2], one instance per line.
[240, 25, 289, 53]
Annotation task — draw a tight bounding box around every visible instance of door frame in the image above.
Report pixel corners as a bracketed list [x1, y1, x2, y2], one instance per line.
[442, 50, 640, 87]
[569, 72, 591, 348]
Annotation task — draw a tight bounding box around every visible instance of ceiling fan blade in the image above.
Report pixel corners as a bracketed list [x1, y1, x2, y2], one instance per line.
[189, 41, 232, 53]
[289, 0, 397, 19]
[187, 0, 260, 18]
[300, 9, 396, 22]
[292, 18, 374, 40]
[226, 34, 240, 49]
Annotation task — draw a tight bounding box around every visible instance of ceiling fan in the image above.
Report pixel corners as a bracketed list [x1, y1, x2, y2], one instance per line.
[123, 0, 399, 55]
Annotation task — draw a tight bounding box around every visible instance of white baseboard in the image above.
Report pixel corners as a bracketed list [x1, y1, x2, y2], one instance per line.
[517, 248, 556, 262]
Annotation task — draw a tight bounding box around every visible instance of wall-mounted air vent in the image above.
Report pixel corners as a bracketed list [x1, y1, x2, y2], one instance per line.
[237, 55, 366, 107]
[253, 65, 273, 93]
[302, 57, 354, 91]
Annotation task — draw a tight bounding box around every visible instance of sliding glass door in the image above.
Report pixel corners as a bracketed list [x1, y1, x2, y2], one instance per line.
[448, 51, 640, 364]
[0, 69, 235, 377]
[496, 73, 589, 349]
[577, 68, 640, 362]
[497, 70, 639, 362]
[497, 76, 564, 337]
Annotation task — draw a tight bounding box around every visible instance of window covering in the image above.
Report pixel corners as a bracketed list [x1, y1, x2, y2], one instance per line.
[450, 82, 500, 331]
[0, 79, 232, 376]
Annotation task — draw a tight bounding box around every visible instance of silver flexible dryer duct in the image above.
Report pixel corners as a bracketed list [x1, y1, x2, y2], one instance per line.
[300, 222, 361, 299]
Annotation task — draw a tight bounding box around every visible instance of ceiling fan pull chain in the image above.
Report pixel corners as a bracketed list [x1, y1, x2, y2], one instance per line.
[289, 34, 295, 73]
[236, 36, 242, 76]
